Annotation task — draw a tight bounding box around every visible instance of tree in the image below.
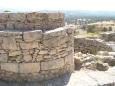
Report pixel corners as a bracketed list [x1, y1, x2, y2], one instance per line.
[4, 10, 11, 12]
[87, 25, 95, 33]
[108, 27, 112, 31]
[102, 27, 108, 32]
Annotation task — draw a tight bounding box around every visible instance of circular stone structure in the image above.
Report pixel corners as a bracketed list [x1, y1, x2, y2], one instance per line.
[0, 12, 74, 81]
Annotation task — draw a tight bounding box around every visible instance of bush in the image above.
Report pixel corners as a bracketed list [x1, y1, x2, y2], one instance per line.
[87, 25, 96, 33]
[108, 27, 112, 31]
[102, 27, 108, 32]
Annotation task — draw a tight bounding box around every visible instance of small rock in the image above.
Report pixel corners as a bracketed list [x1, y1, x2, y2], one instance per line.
[74, 57, 82, 70]
[96, 62, 109, 71]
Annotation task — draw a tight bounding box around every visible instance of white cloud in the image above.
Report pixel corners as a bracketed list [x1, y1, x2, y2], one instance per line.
[0, 0, 115, 11]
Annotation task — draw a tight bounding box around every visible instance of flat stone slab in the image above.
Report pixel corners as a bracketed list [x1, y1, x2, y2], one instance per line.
[0, 69, 115, 86]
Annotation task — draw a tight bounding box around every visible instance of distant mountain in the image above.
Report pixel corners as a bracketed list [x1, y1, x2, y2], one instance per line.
[63, 10, 115, 17]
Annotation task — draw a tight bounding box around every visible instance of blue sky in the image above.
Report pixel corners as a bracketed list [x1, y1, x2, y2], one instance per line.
[0, 0, 115, 11]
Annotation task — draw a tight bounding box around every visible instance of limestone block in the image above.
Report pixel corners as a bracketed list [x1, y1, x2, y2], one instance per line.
[14, 23, 24, 30]
[39, 50, 48, 54]
[0, 54, 8, 62]
[26, 13, 43, 23]
[65, 53, 74, 65]
[43, 27, 67, 39]
[19, 63, 40, 73]
[1, 63, 19, 73]
[8, 13, 26, 22]
[2, 37, 18, 50]
[41, 58, 64, 70]
[0, 13, 8, 22]
[48, 13, 60, 20]
[24, 23, 35, 30]
[6, 22, 14, 30]
[43, 37, 59, 48]
[0, 24, 5, 30]
[9, 51, 21, 56]
[22, 50, 30, 55]
[23, 30, 42, 42]
[0, 50, 6, 54]
[49, 49, 57, 55]
[23, 54, 32, 62]
[33, 55, 43, 62]
[20, 42, 38, 49]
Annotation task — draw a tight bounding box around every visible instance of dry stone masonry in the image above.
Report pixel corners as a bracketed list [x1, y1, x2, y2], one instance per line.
[74, 37, 112, 54]
[0, 12, 64, 31]
[100, 32, 115, 42]
[0, 12, 74, 81]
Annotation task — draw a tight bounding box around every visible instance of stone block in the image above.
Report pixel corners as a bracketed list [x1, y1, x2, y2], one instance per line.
[0, 24, 5, 30]
[6, 22, 15, 30]
[0, 13, 8, 23]
[39, 50, 48, 54]
[26, 13, 43, 23]
[43, 37, 59, 48]
[0, 50, 6, 54]
[1, 63, 19, 73]
[65, 53, 74, 65]
[14, 23, 24, 30]
[8, 13, 26, 22]
[19, 63, 40, 73]
[9, 51, 21, 56]
[23, 54, 32, 62]
[20, 42, 38, 49]
[2, 37, 18, 50]
[23, 30, 42, 42]
[41, 58, 64, 70]
[43, 27, 67, 39]
[48, 13, 60, 20]
[0, 54, 8, 62]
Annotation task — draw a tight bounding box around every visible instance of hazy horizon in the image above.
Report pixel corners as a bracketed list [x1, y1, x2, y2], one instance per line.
[0, 0, 115, 12]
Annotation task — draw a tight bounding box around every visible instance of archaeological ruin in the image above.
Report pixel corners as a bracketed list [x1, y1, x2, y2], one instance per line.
[0, 12, 74, 81]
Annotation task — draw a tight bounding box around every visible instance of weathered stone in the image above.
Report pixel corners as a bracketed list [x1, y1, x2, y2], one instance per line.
[96, 62, 109, 71]
[1, 63, 19, 73]
[26, 13, 43, 23]
[0, 13, 8, 22]
[0, 54, 8, 62]
[14, 23, 24, 30]
[9, 13, 26, 22]
[0, 50, 6, 54]
[43, 37, 59, 48]
[32, 54, 43, 62]
[9, 51, 21, 56]
[23, 54, 32, 62]
[97, 51, 109, 56]
[6, 22, 14, 30]
[39, 50, 48, 54]
[20, 42, 38, 49]
[74, 57, 82, 70]
[41, 58, 64, 70]
[0, 24, 5, 30]
[2, 37, 18, 50]
[23, 30, 42, 42]
[65, 54, 74, 65]
[19, 63, 40, 73]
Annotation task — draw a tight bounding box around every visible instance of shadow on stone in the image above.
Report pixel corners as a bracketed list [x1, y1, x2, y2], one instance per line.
[0, 73, 72, 86]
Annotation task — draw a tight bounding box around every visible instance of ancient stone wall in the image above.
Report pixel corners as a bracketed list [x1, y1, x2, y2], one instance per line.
[74, 37, 112, 54]
[0, 27, 74, 81]
[100, 32, 115, 42]
[0, 12, 64, 31]
[0, 12, 74, 81]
